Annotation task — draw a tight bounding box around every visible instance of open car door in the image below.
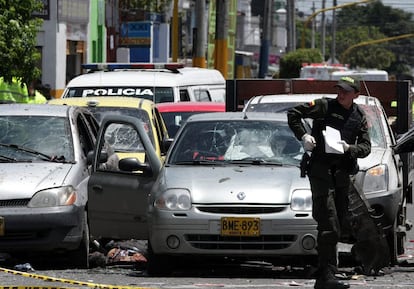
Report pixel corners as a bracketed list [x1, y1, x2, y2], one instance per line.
[393, 126, 414, 154]
[88, 115, 162, 240]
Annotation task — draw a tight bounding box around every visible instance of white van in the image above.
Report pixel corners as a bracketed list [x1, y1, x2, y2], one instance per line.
[331, 69, 389, 81]
[62, 63, 226, 102]
[299, 63, 349, 80]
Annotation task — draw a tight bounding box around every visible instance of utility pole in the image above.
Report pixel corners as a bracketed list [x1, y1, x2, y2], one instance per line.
[330, 0, 337, 63]
[258, 0, 271, 78]
[193, 0, 207, 67]
[214, 0, 228, 78]
[286, 0, 296, 52]
[320, 0, 326, 59]
[172, 0, 179, 62]
[311, 2, 316, 48]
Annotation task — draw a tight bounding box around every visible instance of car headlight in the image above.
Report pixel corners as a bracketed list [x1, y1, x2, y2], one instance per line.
[291, 189, 312, 211]
[363, 164, 388, 193]
[154, 189, 191, 210]
[28, 186, 77, 208]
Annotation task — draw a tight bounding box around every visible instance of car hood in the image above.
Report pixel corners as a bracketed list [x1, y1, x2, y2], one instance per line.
[161, 165, 309, 204]
[0, 163, 72, 199]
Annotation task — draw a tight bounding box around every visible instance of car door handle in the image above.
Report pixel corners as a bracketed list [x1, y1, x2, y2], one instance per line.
[92, 185, 103, 193]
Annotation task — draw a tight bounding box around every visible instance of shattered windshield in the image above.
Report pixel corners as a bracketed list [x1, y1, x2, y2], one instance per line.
[0, 116, 73, 161]
[358, 104, 386, 148]
[88, 107, 155, 152]
[168, 119, 304, 166]
[246, 101, 386, 148]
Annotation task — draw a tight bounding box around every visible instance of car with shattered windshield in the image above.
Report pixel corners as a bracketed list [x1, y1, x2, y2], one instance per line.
[145, 111, 318, 274]
[244, 93, 408, 264]
[85, 111, 317, 274]
[0, 103, 106, 268]
[49, 97, 169, 163]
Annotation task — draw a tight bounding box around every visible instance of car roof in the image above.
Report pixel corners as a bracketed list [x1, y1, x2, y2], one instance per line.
[0, 103, 73, 117]
[156, 101, 225, 113]
[186, 111, 288, 123]
[48, 96, 155, 111]
[246, 94, 379, 107]
[66, 67, 225, 87]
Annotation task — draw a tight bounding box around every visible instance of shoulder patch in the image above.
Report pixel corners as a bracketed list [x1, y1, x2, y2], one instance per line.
[309, 100, 315, 107]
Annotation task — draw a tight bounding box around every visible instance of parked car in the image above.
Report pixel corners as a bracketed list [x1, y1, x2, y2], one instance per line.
[48, 97, 169, 162]
[86, 111, 318, 275]
[244, 93, 407, 264]
[148, 112, 319, 274]
[156, 101, 225, 138]
[0, 104, 105, 268]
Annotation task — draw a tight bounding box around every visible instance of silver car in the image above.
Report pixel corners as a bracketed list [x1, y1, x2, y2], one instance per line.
[244, 93, 408, 264]
[0, 104, 101, 268]
[146, 112, 318, 274]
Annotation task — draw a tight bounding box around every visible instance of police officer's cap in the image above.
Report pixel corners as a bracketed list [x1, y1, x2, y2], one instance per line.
[334, 76, 360, 92]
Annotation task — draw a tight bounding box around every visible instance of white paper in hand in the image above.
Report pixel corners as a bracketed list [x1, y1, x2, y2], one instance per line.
[322, 126, 344, 154]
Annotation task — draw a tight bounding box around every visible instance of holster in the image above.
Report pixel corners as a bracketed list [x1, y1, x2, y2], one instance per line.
[300, 152, 311, 178]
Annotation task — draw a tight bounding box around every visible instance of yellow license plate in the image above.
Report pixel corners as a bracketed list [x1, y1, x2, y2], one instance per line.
[221, 217, 260, 236]
[0, 217, 4, 236]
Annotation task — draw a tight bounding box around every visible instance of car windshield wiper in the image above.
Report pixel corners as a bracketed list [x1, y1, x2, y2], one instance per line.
[0, 154, 18, 162]
[172, 160, 225, 165]
[0, 143, 58, 162]
[229, 158, 284, 166]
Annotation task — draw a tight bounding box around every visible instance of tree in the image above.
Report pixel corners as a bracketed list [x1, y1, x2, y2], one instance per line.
[336, 26, 395, 69]
[279, 48, 323, 78]
[0, 0, 43, 86]
[335, 1, 414, 77]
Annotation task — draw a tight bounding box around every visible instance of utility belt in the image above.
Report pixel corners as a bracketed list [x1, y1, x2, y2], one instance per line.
[300, 152, 359, 177]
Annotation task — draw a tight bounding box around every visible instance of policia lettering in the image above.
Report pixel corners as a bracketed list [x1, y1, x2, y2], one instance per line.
[288, 77, 371, 289]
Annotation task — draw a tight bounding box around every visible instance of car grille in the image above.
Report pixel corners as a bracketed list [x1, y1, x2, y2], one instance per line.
[185, 234, 296, 250]
[196, 206, 286, 214]
[0, 199, 30, 207]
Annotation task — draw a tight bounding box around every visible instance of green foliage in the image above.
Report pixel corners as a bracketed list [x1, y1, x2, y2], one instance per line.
[336, 26, 395, 69]
[0, 0, 43, 86]
[335, 1, 414, 77]
[279, 49, 323, 78]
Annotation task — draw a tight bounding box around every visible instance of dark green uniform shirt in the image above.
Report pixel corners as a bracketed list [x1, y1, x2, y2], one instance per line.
[287, 98, 371, 169]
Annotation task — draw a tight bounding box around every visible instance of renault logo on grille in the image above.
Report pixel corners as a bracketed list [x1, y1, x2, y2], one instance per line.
[237, 192, 246, 200]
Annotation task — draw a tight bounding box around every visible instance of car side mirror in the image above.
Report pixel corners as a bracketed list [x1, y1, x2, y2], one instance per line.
[119, 157, 153, 176]
[87, 150, 108, 165]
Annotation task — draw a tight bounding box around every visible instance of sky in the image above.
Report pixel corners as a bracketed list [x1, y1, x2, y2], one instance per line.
[295, 0, 414, 17]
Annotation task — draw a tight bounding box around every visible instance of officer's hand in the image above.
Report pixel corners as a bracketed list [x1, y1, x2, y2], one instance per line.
[338, 140, 350, 152]
[301, 133, 316, 151]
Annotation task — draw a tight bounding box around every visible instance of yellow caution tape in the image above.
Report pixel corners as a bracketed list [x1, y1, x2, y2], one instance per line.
[0, 287, 79, 289]
[0, 267, 156, 289]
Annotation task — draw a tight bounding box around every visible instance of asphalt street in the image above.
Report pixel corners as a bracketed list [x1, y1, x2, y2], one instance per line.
[0, 205, 414, 289]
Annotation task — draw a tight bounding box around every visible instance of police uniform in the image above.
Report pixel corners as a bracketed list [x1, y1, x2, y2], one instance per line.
[287, 90, 371, 289]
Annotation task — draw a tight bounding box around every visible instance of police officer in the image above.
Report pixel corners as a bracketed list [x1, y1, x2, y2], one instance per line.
[287, 76, 371, 289]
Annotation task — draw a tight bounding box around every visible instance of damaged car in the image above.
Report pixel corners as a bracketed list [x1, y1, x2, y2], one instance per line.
[0, 104, 104, 268]
[87, 112, 318, 275]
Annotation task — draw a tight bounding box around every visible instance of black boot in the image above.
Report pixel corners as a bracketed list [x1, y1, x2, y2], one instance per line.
[314, 266, 350, 289]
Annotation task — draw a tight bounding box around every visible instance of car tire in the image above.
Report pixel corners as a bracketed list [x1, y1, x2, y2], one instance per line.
[69, 211, 90, 269]
[146, 241, 173, 276]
